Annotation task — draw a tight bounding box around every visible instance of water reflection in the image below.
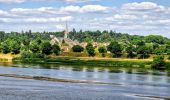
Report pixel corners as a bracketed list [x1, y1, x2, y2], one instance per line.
[0, 62, 170, 84]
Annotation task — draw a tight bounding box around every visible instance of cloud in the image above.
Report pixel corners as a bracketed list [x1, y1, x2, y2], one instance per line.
[64, 0, 99, 3]
[0, 0, 99, 4]
[0, 16, 73, 23]
[60, 5, 110, 13]
[122, 2, 161, 11]
[1, 1, 170, 37]
[0, 0, 25, 3]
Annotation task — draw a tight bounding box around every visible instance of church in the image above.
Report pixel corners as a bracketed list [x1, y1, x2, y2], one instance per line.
[50, 23, 80, 52]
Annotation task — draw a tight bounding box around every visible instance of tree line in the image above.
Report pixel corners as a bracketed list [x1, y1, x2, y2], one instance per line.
[0, 30, 169, 69]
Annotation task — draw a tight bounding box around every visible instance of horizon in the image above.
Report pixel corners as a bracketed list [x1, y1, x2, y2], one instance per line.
[1, 0, 170, 38]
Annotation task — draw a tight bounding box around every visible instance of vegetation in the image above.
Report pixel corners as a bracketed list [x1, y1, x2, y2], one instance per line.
[152, 55, 166, 69]
[0, 30, 170, 69]
[72, 45, 84, 52]
[107, 41, 122, 57]
[86, 43, 95, 57]
[98, 46, 107, 57]
[52, 44, 61, 55]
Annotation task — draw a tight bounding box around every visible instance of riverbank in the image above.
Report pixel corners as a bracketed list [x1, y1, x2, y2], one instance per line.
[12, 56, 166, 69]
[1, 54, 170, 69]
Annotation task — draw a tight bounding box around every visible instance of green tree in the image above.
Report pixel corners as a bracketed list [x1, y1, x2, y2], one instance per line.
[145, 35, 165, 44]
[30, 41, 40, 53]
[86, 43, 95, 57]
[98, 46, 107, 57]
[126, 45, 136, 58]
[72, 45, 84, 52]
[1, 40, 10, 54]
[107, 41, 122, 57]
[41, 41, 52, 55]
[152, 55, 166, 69]
[137, 45, 150, 59]
[52, 44, 61, 55]
[10, 41, 21, 54]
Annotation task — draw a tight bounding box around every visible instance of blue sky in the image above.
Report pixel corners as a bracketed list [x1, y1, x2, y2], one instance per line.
[0, 0, 170, 37]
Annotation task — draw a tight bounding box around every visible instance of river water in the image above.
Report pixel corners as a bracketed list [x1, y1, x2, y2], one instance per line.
[0, 62, 170, 100]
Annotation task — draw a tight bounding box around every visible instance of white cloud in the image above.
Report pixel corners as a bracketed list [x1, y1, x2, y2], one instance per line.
[0, 16, 73, 23]
[122, 2, 160, 10]
[114, 14, 137, 20]
[0, 0, 25, 3]
[1, 1, 170, 37]
[60, 5, 110, 13]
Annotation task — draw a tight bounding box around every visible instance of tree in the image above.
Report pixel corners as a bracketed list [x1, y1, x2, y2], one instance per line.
[152, 55, 166, 69]
[86, 43, 95, 57]
[52, 44, 61, 55]
[137, 45, 150, 59]
[30, 41, 40, 53]
[72, 45, 84, 53]
[107, 41, 122, 57]
[145, 35, 165, 44]
[98, 46, 107, 57]
[1, 40, 10, 54]
[22, 38, 30, 46]
[126, 45, 136, 58]
[10, 41, 21, 54]
[41, 41, 52, 55]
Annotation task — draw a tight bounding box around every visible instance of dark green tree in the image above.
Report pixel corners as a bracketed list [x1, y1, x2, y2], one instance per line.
[1, 40, 10, 54]
[10, 41, 21, 54]
[52, 44, 61, 55]
[152, 55, 166, 69]
[107, 41, 122, 57]
[126, 45, 136, 58]
[137, 45, 150, 59]
[86, 43, 95, 57]
[41, 41, 52, 55]
[98, 46, 107, 57]
[72, 45, 84, 52]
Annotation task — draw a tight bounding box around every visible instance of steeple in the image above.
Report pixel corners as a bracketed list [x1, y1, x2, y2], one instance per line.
[64, 21, 69, 39]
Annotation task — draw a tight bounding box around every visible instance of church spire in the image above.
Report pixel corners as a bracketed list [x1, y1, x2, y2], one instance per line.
[64, 21, 69, 39]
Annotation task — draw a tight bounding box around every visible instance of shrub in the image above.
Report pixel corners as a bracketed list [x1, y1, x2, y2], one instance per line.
[72, 45, 84, 52]
[86, 43, 95, 57]
[98, 46, 107, 57]
[152, 55, 166, 69]
[21, 51, 45, 59]
[41, 41, 52, 55]
[52, 44, 61, 55]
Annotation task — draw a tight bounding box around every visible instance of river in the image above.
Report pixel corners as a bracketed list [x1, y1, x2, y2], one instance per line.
[0, 62, 170, 100]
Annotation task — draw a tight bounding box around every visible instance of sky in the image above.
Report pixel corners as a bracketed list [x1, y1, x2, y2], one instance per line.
[0, 0, 170, 37]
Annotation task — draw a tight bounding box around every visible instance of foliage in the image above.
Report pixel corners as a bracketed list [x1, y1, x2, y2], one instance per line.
[72, 45, 84, 52]
[86, 43, 95, 57]
[98, 46, 107, 57]
[21, 51, 45, 59]
[107, 41, 122, 57]
[152, 55, 166, 69]
[1, 40, 10, 54]
[41, 41, 52, 55]
[137, 45, 150, 59]
[126, 45, 136, 58]
[10, 40, 21, 54]
[145, 35, 165, 44]
[30, 41, 40, 53]
[52, 44, 61, 55]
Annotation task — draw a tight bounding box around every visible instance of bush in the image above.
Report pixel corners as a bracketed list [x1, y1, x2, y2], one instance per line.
[98, 46, 107, 57]
[72, 45, 84, 52]
[107, 41, 122, 57]
[52, 44, 61, 55]
[86, 43, 95, 57]
[152, 55, 166, 69]
[1, 41, 10, 54]
[21, 51, 45, 59]
[41, 41, 52, 55]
